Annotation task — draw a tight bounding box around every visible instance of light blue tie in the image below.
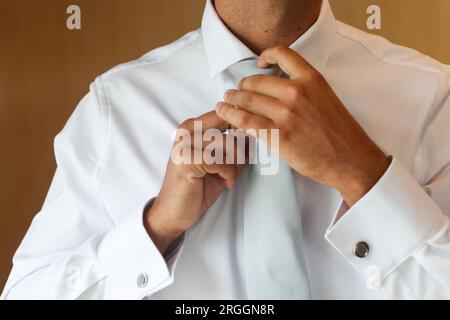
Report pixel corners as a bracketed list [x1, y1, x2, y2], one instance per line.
[228, 58, 311, 300]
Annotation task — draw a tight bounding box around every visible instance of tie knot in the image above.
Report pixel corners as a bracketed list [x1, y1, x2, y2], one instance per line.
[228, 58, 281, 83]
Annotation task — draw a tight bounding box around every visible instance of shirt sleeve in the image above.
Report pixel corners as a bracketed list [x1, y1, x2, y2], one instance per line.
[325, 71, 450, 299]
[1, 81, 182, 300]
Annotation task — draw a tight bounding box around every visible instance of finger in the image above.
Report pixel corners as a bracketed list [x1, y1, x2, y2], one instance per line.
[258, 45, 314, 79]
[198, 163, 238, 188]
[224, 89, 285, 121]
[174, 132, 249, 166]
[197, 132, 250, 165]
[215, 102, 274, 134]
[178, 111, 230, 134]
[177, 130, 244, 153]
[223, 131, 250, 166]
[239, 75, 294, 100]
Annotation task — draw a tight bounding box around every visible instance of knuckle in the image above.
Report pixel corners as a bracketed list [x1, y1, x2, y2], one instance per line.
[242, 75, 260, 89]
[278, 105, 295, 121]
[220, 104, 231, 117]
[280, 132, 291, 144]
[239, 77, 249, 89]
[238, 113, 251, 127]
[286, 83, 305, 101]
[179, 118, 195, 130]
[226, 90, 236, 102]
[279, 128, 292, 142]
[273, 44, 287, 53]
[242, 93, 254, 106]
[304, 69, 322, 83]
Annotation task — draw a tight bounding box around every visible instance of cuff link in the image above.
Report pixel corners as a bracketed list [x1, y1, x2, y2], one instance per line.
[354, 241, 370, 258]
[137, 273, 149, 288]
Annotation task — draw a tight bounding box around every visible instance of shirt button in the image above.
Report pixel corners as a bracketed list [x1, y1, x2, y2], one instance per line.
[137, 273, 149, 288]
[354, 242, 370, 258]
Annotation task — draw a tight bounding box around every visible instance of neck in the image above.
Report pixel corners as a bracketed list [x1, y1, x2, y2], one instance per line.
[214, 0, 322, 54]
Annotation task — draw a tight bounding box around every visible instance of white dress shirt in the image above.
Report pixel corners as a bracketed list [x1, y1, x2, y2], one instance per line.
[2, 0, 450, 300]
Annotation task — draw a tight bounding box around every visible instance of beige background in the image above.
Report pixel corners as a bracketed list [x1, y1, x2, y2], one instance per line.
[0, 0, 449, 291]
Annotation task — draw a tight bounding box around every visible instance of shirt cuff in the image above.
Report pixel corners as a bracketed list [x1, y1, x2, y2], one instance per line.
[325, 157, 445, 279]
[97, 200, 184, 299]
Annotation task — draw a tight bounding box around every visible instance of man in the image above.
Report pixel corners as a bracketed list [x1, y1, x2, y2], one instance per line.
[2, 0, 450, 299]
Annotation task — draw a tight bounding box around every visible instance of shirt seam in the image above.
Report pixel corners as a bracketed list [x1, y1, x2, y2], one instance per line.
[393, 264, 420, 299]
[99, 30, 201, 79]
[336, 25, 445, 183]
[335, 23, 443, 76]
[91, 77, 112, 187]
[413, 73, 450, 183]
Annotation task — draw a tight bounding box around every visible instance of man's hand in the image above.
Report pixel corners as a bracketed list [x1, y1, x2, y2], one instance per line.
[216, 45, 391, 207]
[144, 111, 245, 254]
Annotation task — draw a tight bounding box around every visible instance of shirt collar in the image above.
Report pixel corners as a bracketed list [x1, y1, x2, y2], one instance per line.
[201, 0, 337, 79]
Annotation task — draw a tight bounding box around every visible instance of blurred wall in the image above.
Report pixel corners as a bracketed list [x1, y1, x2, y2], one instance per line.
[0, 0, 449, 291]
[331, 0, 450, 65]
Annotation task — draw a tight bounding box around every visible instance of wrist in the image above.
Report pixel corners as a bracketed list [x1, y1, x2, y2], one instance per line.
[336, 154, 391, 207]
[144, 198, 185, 255]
